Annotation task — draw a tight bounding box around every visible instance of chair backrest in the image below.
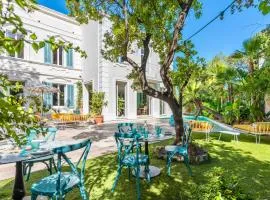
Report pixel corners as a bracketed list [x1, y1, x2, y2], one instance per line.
[45, 127, 57, 142]
[252, 122, 270, 134]
[182, 124, 192, 148]
[117, 123, 134, 133]
[27, 129, 38, 143]
[53, 139, 91, 193]
[114, 132, 140, 164]
[189, 120, 212, 133]
[155, 126, 162, 136]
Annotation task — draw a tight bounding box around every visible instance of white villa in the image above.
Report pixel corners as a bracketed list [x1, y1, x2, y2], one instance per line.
[0, 5, 171, 121]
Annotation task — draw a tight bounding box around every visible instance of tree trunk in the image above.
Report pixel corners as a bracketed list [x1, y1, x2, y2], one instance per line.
[228, 83, 234, 103]
[170, 93, 184, 145]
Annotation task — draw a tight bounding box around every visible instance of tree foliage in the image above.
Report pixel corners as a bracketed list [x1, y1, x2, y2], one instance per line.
[183, 26, 270, 124]
[66, 0, 269, 142]
[0, 74, 37, 145]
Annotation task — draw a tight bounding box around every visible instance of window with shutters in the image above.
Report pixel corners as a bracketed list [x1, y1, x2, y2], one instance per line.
[45, 45, 63, 66]
[43, 82, 53, 108]
[52, 84, 65, 106]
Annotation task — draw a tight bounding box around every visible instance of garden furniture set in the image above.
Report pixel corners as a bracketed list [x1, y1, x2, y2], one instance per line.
[112, 122, 192, 200]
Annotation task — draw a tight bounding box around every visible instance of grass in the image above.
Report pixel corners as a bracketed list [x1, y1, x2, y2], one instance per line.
[0, 133, 270, 199]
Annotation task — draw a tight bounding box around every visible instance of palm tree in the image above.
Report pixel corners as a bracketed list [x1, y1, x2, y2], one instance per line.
[230, 31, 270, 121]
[230, 36, 262, 74]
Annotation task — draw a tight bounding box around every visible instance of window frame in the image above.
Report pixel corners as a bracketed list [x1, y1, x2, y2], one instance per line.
[52, 84, 66, 107]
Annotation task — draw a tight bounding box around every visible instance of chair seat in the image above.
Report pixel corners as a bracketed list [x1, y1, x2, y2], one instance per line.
[165, 145, 187, 155]
[31, 172, 80, 197]
[122, 153, 149, 167]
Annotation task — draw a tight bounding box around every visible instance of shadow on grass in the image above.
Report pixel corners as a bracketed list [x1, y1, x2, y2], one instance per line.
[0, 133, 270, 199]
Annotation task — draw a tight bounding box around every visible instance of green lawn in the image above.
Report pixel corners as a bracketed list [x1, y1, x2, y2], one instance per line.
[0, 133, 270, 200]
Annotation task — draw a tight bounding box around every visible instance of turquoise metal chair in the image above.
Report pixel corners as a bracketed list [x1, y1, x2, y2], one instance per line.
[23, 127, 58, 181]
[112, 132, 150, 200]
[165, 124, 192, 176]
[31, 139, 91, 200]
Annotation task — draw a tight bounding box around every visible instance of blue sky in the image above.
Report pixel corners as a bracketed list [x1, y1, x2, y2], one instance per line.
[38, 0, 270, 61]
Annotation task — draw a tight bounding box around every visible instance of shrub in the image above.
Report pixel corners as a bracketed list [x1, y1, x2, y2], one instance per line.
[194, 167, 253, 200]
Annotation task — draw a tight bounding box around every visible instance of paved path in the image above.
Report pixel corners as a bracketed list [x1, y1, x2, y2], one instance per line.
[0, 118, 174, 181]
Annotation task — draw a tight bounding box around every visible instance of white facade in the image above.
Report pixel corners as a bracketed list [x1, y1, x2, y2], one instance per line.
[0, 5, 171, 120]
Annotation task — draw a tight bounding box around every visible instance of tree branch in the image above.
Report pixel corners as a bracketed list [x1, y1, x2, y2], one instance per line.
[122, 33, 169, 102]
[160, 0, 194, 93]
[181, 70, 193, 92]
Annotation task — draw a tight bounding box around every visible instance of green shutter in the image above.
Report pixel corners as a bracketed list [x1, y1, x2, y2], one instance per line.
[43, 82, 52, 108]
[67, 85, 74, 108]
[44, 43, 52, 64]
[66, 49, 73, 68]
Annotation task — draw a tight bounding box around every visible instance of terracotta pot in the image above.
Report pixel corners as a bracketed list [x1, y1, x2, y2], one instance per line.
[94, 115, 104, 124]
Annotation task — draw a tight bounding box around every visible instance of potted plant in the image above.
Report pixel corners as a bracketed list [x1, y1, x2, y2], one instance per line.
[90, 92, 107, 124]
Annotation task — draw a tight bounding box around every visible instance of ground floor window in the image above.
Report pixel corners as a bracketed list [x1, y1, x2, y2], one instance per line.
[53, 84, 65, 106]
[116, 81, 126, 117]
[160, 100, 165, 115]
[137, 92, 151, 115]
[43, 83, 74, 108]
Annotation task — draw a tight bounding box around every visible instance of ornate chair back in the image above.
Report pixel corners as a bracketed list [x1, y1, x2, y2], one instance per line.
[53, 139, 91, 194]
[114, 132, 140, 165]
[182, 124, 192, 148]
[117, 123, 134, 133]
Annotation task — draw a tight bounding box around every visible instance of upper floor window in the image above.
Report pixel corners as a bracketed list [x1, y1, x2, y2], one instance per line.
[5, 30, 24, 59]
[45, 44, 63, 66]
[53, 46, 63, 66]
[44, 44, 72, 68]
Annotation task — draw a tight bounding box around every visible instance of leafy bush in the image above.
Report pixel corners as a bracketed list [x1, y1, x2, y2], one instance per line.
[194, 167, 253, 200]
[76, 81, 83, 110]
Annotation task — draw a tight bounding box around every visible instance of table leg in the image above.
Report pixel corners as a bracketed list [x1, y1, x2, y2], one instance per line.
[145, 141, 149, 161]
[12, 161, 25, 200]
